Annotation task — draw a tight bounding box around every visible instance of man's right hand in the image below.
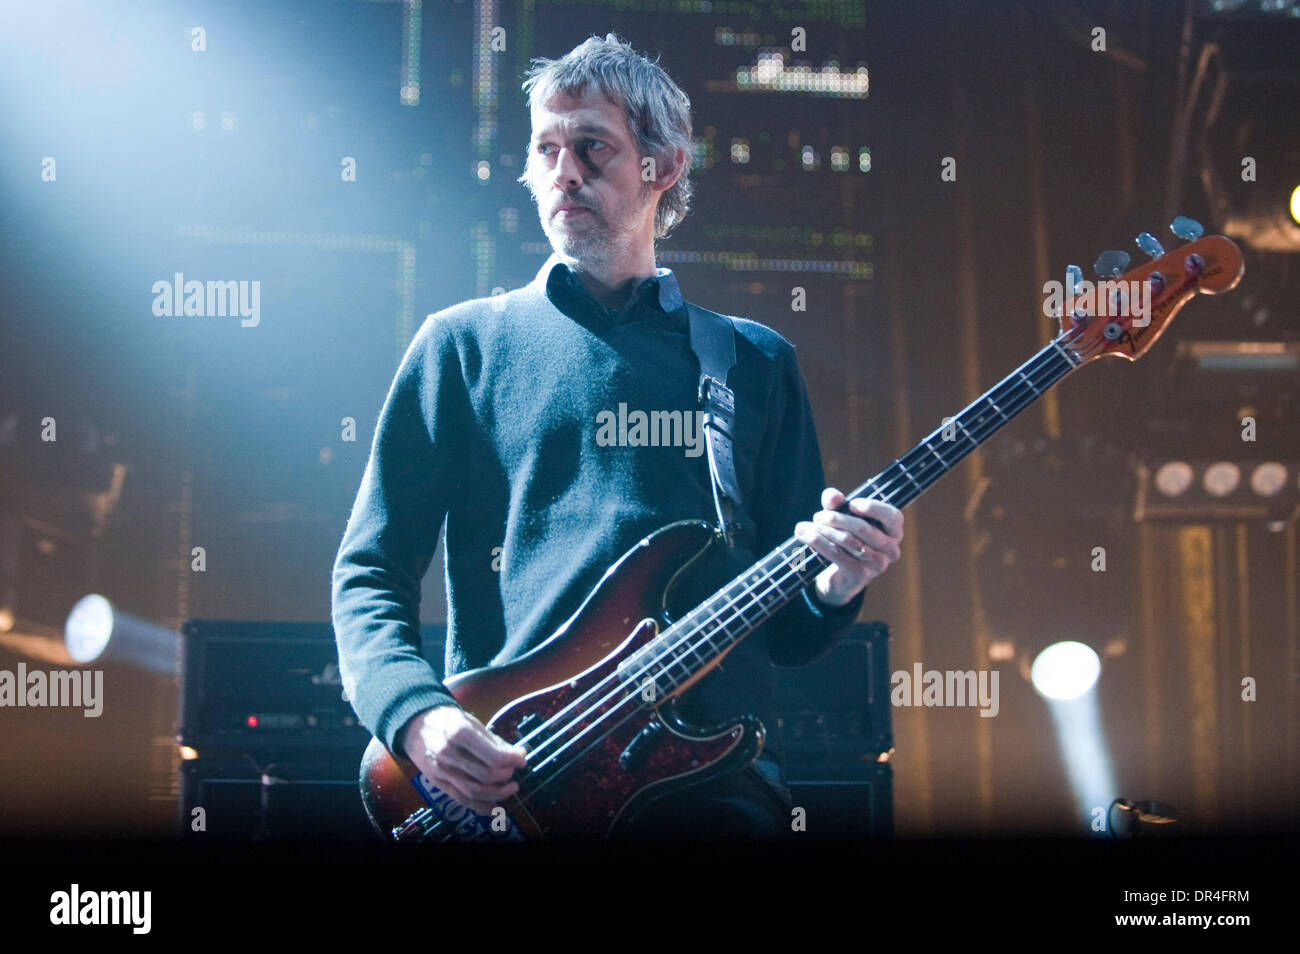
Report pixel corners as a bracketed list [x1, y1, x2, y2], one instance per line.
[400, 704, 528, 815]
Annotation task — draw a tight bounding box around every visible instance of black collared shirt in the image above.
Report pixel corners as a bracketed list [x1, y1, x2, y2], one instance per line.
[543, 254, 686, 329]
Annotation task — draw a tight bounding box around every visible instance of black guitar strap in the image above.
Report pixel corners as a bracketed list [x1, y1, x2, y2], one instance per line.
[686, 301, 746, 549]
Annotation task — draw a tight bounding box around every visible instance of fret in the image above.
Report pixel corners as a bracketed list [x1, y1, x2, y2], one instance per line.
[656, 640, 693, 680]
[772, 577, 799, 602]
[861, 480, 887, 503]
[618, 639, 667, 685]
[731, 601, 753, 629]
[732, 593, 756, 619]
[745, 571, 771, 609]
[790, 543, 817, 574]
[684, 636, 708, 665]
[921, 438, 950, 471]
[987, 399, 1009, 422]
[1049, 337, 1079, 367]
[765, 564, 796, 600]
[893, 461, 922, 493]
[1016, 370, 1041, 395]
[776, 548, 818, 596]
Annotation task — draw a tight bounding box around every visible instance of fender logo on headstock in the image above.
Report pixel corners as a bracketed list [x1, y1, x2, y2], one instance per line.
[1115, 260, 1229, 356]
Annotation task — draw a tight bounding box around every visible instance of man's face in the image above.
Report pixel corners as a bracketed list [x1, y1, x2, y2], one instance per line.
[525, 88, 657, 269]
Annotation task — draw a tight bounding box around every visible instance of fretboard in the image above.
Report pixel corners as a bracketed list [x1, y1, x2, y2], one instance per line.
[621, 333, 1080, 700]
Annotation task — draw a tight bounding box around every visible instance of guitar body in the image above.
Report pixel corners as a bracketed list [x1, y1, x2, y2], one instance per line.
[359, 519, 766, 843]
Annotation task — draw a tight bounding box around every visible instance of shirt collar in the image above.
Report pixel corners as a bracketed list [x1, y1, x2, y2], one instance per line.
[532, 252, 685, 323]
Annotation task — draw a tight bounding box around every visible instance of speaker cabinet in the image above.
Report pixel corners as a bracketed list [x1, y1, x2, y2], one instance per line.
[180, 758, 374, 843]
[787, 762, 894, 839]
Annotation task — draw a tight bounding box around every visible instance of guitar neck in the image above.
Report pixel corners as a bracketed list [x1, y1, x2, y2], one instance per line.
[635, 333, 1081, 698]
[845, 335, 1078, 509]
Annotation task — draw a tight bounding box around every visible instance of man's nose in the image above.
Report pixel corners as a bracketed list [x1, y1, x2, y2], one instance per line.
[551, 146, 584, 190]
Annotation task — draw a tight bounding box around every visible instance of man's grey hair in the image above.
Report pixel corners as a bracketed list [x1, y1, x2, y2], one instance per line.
[516, 33, 694, 240]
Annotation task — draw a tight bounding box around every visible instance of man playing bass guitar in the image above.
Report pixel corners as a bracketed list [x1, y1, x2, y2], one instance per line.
[331, 33, 903, 841]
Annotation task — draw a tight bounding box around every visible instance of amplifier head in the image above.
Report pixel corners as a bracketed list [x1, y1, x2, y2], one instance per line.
[178, 619, 445, 759]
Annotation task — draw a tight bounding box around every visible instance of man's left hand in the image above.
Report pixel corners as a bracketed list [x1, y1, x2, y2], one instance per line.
[794, 487, 904, 608]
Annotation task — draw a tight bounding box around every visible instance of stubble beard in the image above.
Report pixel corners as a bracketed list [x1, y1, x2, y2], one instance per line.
[542, 181, 656, 272]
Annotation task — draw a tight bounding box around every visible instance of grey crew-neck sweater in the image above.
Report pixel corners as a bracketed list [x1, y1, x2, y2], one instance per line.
[330, 252, 865, 766]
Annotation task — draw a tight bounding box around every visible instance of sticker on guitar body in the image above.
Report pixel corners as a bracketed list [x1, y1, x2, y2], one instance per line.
[412, 772, 528, 842]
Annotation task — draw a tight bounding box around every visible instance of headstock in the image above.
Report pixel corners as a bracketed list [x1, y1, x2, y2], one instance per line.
[1048, 217, 1244, 365]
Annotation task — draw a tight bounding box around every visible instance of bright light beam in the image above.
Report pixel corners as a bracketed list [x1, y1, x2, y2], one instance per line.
[1032, 641, 1116, 833]
[65, 595, 177, 674]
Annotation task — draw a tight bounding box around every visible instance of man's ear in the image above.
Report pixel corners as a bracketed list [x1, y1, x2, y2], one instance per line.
[652, 146, 688, 192]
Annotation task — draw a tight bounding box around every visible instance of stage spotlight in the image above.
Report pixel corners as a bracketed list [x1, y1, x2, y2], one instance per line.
[64, 594, 177, 673]
[1154, 461, 1194, 497]
[1030, 641, 1101, 701]
[65, 594, 112, 663]
[1202, 461, 1241, 497]
[1250, 461, 1288, 497]
[1291, 184, 1300, 226]
[1031, 641, 1115, 832]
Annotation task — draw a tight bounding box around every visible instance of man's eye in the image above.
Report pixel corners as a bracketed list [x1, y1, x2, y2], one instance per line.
[534, 140, 603, 159]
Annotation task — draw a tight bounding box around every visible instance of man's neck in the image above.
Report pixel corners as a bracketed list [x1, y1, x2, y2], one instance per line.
[566, 253, 657, 311]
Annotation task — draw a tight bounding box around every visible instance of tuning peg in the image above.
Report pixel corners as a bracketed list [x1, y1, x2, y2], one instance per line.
[1170, 215, 1204, 240]
[1066, 264, 1083, 293]
[1093, 249, 1131, 278]
[1135, 232, 1165, 259]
